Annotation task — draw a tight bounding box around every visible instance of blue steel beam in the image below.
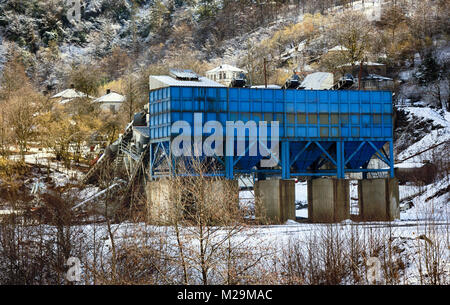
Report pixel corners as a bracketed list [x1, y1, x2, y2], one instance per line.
[337, 141, 344, 179]
[344, 141, 366, 165]
[259, 140, 281, 166]
[367, 141, 391, 166]
[233, 140, 257, 167]
[225, 156, 234, 179]
[290, 142, 312, 167]
[282, 141, 290, 179]
[290, 172, 337, 177]
[345, 169, 391, 173]
[389, 139, 395, 178]
[313, 141, 337, 166]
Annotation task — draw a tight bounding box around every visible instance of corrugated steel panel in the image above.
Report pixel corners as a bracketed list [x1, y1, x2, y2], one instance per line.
[148, 85, 393, 172]
[149, 87, 393, 141]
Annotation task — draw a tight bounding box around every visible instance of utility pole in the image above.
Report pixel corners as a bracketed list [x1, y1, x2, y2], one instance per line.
[264, 58, 268, 88]
[358, 60, 363, 90]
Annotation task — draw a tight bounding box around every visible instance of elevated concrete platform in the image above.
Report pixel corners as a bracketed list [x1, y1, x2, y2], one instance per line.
[254, 179, 295, 224]
[307, 178, 350, 223]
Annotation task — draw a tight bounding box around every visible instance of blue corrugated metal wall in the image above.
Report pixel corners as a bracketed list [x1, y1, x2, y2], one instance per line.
[148, 87, 394, 179]
[149, 87, 392, 140]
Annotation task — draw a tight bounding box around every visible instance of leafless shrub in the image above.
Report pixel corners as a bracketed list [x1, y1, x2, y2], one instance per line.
[413, 203, 449, 285]
[148, 157, 270, 285]
[277, 223, 419, 285]
[0, 190, 89, 284]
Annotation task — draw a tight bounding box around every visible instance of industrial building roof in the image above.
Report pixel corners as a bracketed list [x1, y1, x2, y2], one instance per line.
[300, 72, 334, 90]
[149, 75, 226, 90]
[133, 126, 150, 137]
[251, 85, 282, 89]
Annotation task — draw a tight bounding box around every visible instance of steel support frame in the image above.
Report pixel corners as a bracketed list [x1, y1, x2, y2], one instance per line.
[150, 140, 228, 179]
[282, 139, 395, 179]
[149, 141, 172, 180]
[149, 139, 395, 180]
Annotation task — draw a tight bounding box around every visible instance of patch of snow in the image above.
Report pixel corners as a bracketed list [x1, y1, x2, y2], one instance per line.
[284, 219, 299, 225]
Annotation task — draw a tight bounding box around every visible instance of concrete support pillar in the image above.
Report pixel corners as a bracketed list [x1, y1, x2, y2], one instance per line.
[358, 178, 399, 221]
[254, 179, 295, 224]
[204, 179, 240, 212]
[307, 178, 350, 223]
[146, 179, 239, 225]
[145, 179, 175, 225]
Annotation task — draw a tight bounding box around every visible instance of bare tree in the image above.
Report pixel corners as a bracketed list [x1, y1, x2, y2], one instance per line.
[6, 87, 42, 160]
[326, 11, 374, 66]
[147, 157, 268, 284]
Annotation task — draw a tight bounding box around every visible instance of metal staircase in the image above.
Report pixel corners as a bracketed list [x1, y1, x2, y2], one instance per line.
[120, 145, 150, 203]
[82, 153, 110, 185]
[82, 123, 135, 185]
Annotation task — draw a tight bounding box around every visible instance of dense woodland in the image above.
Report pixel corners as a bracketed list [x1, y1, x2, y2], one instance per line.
[0, 0, 448, 167]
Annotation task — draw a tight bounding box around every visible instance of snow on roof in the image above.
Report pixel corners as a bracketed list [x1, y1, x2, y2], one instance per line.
[303, 64, 315, 72]
[170, 69, 199, 80]
[51, 88, 93, 99]
[328, 45, 349, 52]
[133, 126, 150, 138]
[338, 61, 385, 67]
[251, 85, 282, 89]
[149, 75, 226, 90]
[361, 74, 393, 81]
[94, 92, 125, 103]
[300, 72, 334, 90]
[206, 64, 247, 74]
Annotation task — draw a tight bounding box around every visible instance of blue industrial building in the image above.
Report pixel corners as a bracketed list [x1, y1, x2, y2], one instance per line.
[147, 73, 395, 181]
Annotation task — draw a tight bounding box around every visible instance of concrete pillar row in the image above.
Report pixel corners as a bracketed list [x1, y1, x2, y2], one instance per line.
[307, 178, 350, 223]
[358, 178, 399, 221]
[254, 179, 296, 224]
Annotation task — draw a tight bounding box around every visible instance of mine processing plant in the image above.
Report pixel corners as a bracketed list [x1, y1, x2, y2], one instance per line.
[85, 70, 399, 224]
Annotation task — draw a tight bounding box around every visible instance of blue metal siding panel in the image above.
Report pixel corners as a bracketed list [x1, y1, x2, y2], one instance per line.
[149, 87, 393, 142]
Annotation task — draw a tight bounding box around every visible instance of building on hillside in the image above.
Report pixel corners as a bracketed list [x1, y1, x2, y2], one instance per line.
[93, 89, 126, 113]
[51, 86, 94, 104]
[205, 64, 248, 86]
[338, 61, 387, 77]
[298, 72, 334, 90]
[358, 74, 394, 91]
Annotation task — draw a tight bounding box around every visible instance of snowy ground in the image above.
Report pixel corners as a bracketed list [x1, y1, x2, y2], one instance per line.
[59, 214, 447, 285]
[1, 103, 448, 284]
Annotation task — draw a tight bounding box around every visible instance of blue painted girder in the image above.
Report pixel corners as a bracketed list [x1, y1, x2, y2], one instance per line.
[290, 141, 334, 171]
[344, 141, 387, 169]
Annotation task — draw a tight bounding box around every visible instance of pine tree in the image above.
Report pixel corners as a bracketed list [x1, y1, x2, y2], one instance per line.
[415, 52, 440, 86]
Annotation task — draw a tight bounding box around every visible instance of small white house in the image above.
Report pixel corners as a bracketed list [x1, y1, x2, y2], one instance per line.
[51, 88, 94, 104]
[93, 89, 126, 113]
[205, 64, 247, 86]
